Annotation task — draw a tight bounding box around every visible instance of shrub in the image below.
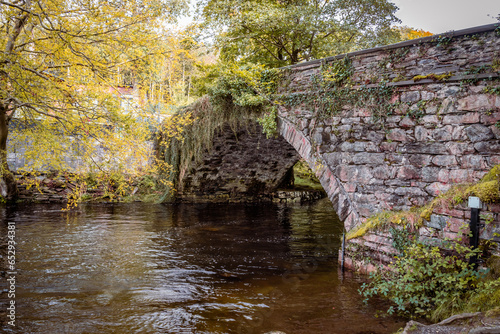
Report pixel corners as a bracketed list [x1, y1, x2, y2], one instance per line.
[360, 241, 485, 318]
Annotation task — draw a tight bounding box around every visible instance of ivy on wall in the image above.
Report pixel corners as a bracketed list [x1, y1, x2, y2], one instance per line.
[274, 56, 398, 124]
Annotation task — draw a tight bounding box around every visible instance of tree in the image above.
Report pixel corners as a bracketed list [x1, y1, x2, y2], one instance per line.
[198, 0, 401, 67]
[397, 26, 433, 40]
[0, 0, 188, 199]
[133, 26, 206, 113]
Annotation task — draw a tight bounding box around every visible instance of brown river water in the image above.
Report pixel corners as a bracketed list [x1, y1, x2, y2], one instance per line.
[1, 199, 406, 333]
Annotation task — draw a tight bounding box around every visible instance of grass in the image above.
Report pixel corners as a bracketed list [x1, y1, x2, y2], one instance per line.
[292, 159, 324, 191]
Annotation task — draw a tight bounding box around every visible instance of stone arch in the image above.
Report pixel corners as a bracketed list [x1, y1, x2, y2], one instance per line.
[175, 122, 304, 202]
[278, 118, 360, 231]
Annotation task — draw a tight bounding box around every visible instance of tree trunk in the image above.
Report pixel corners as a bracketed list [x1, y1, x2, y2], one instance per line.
[291, 49, 300, 64]
[0, 105, 18, 200]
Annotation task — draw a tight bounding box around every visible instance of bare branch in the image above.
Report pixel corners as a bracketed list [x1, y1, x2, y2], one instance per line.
[0, 0, 33, 14]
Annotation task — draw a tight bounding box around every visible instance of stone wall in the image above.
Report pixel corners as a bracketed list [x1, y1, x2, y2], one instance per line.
[276, 24, 500, 232]
[270, 24, 500, 272]
[344, 199, 500, 273]
[6, 121, 153, 172]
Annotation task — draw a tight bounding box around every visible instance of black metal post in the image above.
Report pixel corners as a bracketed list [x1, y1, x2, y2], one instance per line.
[469, 207, 480, 269]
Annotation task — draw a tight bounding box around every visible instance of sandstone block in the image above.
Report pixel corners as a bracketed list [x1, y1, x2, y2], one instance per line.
[401, 91, 420, 103]
[337, 192, 351, 221]
[394, 187, 428, 197]
[386, 128, 408, 142]
[475, 141, 500, 153]
[312, 129, 327, 145]
[425, 182, 451, 196]
[397, 165, 420, 180]
[487, 156, 500, 167]
[415, 126, 431, 141]
[458, 94, 496, 111]
[427, 214, 447, 229]
[481, 112, 500, 125]
[445, 142, 475, 155]
[460, 155, 487, 170]
[421, 115, 439, 125]
[399, 117, 416, 128]
[451, 125, 466, 140]
[421, 91, 435, 100]
[432, 155, 458, 167]
[409, 154, 432, 167]
[365, 142, 382, 152]
[386, 116, 402, 123]
[437, 169, 450, 183]
[380, 142, 398, 152]
[449, 169, 475, 183]
[356, 203, 378, 219]
[400, 143, 447, 154]
[421, 167, 441, 182]
[491, 125, 500, 139]
[331, 117, 342, 125]
[465, 124, 494, 142]
[337, 165, 372, 184]
[372, 165, 395, 180]
[438, 96, 457, 113]
[341, 117, 361, 125]
[352, 152, 385, 165]
[461, 112, 480, 124]
[432, 125, 453, 141]
[442, 115, 463, 125]
[344, 182, 357, 192]
[299, 119, 309, 130]
[366, 131, 385, 144]
[433, 206, 465, 219]
[425, 104, 439, 115]
[339, 141, 366, 152]
[343, 211, 358, 231]
[437, 86, 460, 99]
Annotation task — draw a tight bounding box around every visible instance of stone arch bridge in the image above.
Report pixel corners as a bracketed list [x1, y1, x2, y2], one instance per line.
[175, 24, 500, 237]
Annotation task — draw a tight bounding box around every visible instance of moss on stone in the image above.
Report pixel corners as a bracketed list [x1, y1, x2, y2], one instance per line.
[481, 165, 500, 182]
[486, 255, 500, 279]
[466, 180, 500, 203]
[347, 165, 500, 240]
[347, 207, 425, 240]
[413, 73, 453, 82]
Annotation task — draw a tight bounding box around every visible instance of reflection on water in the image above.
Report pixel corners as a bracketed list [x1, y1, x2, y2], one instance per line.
[1, 199, 405, 333]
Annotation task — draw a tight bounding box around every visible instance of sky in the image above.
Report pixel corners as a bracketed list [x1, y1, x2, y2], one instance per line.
[392, 0, 500, 34]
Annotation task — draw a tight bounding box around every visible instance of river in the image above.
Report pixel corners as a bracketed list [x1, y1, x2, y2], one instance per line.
[1, 199, 405, 333]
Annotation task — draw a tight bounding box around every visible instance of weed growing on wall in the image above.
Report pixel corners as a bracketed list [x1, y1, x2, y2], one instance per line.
[347, 164, 500, 240]
[157, 63, 290, 200]
[360, 241, 486, 319]
[257, 106, 278, 138]
[356, 164, 500, 320]
[276, 56, 397, 122]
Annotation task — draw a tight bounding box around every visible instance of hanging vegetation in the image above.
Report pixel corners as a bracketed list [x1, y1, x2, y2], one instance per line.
[156, 64, 278, 201]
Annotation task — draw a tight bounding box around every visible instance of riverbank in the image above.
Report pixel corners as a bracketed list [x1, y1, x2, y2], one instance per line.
[13, 171, 326, 205]
[401, 311, 500, 334]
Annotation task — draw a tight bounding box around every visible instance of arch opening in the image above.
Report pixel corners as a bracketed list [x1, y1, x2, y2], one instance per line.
[173, 121, 328, 205]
